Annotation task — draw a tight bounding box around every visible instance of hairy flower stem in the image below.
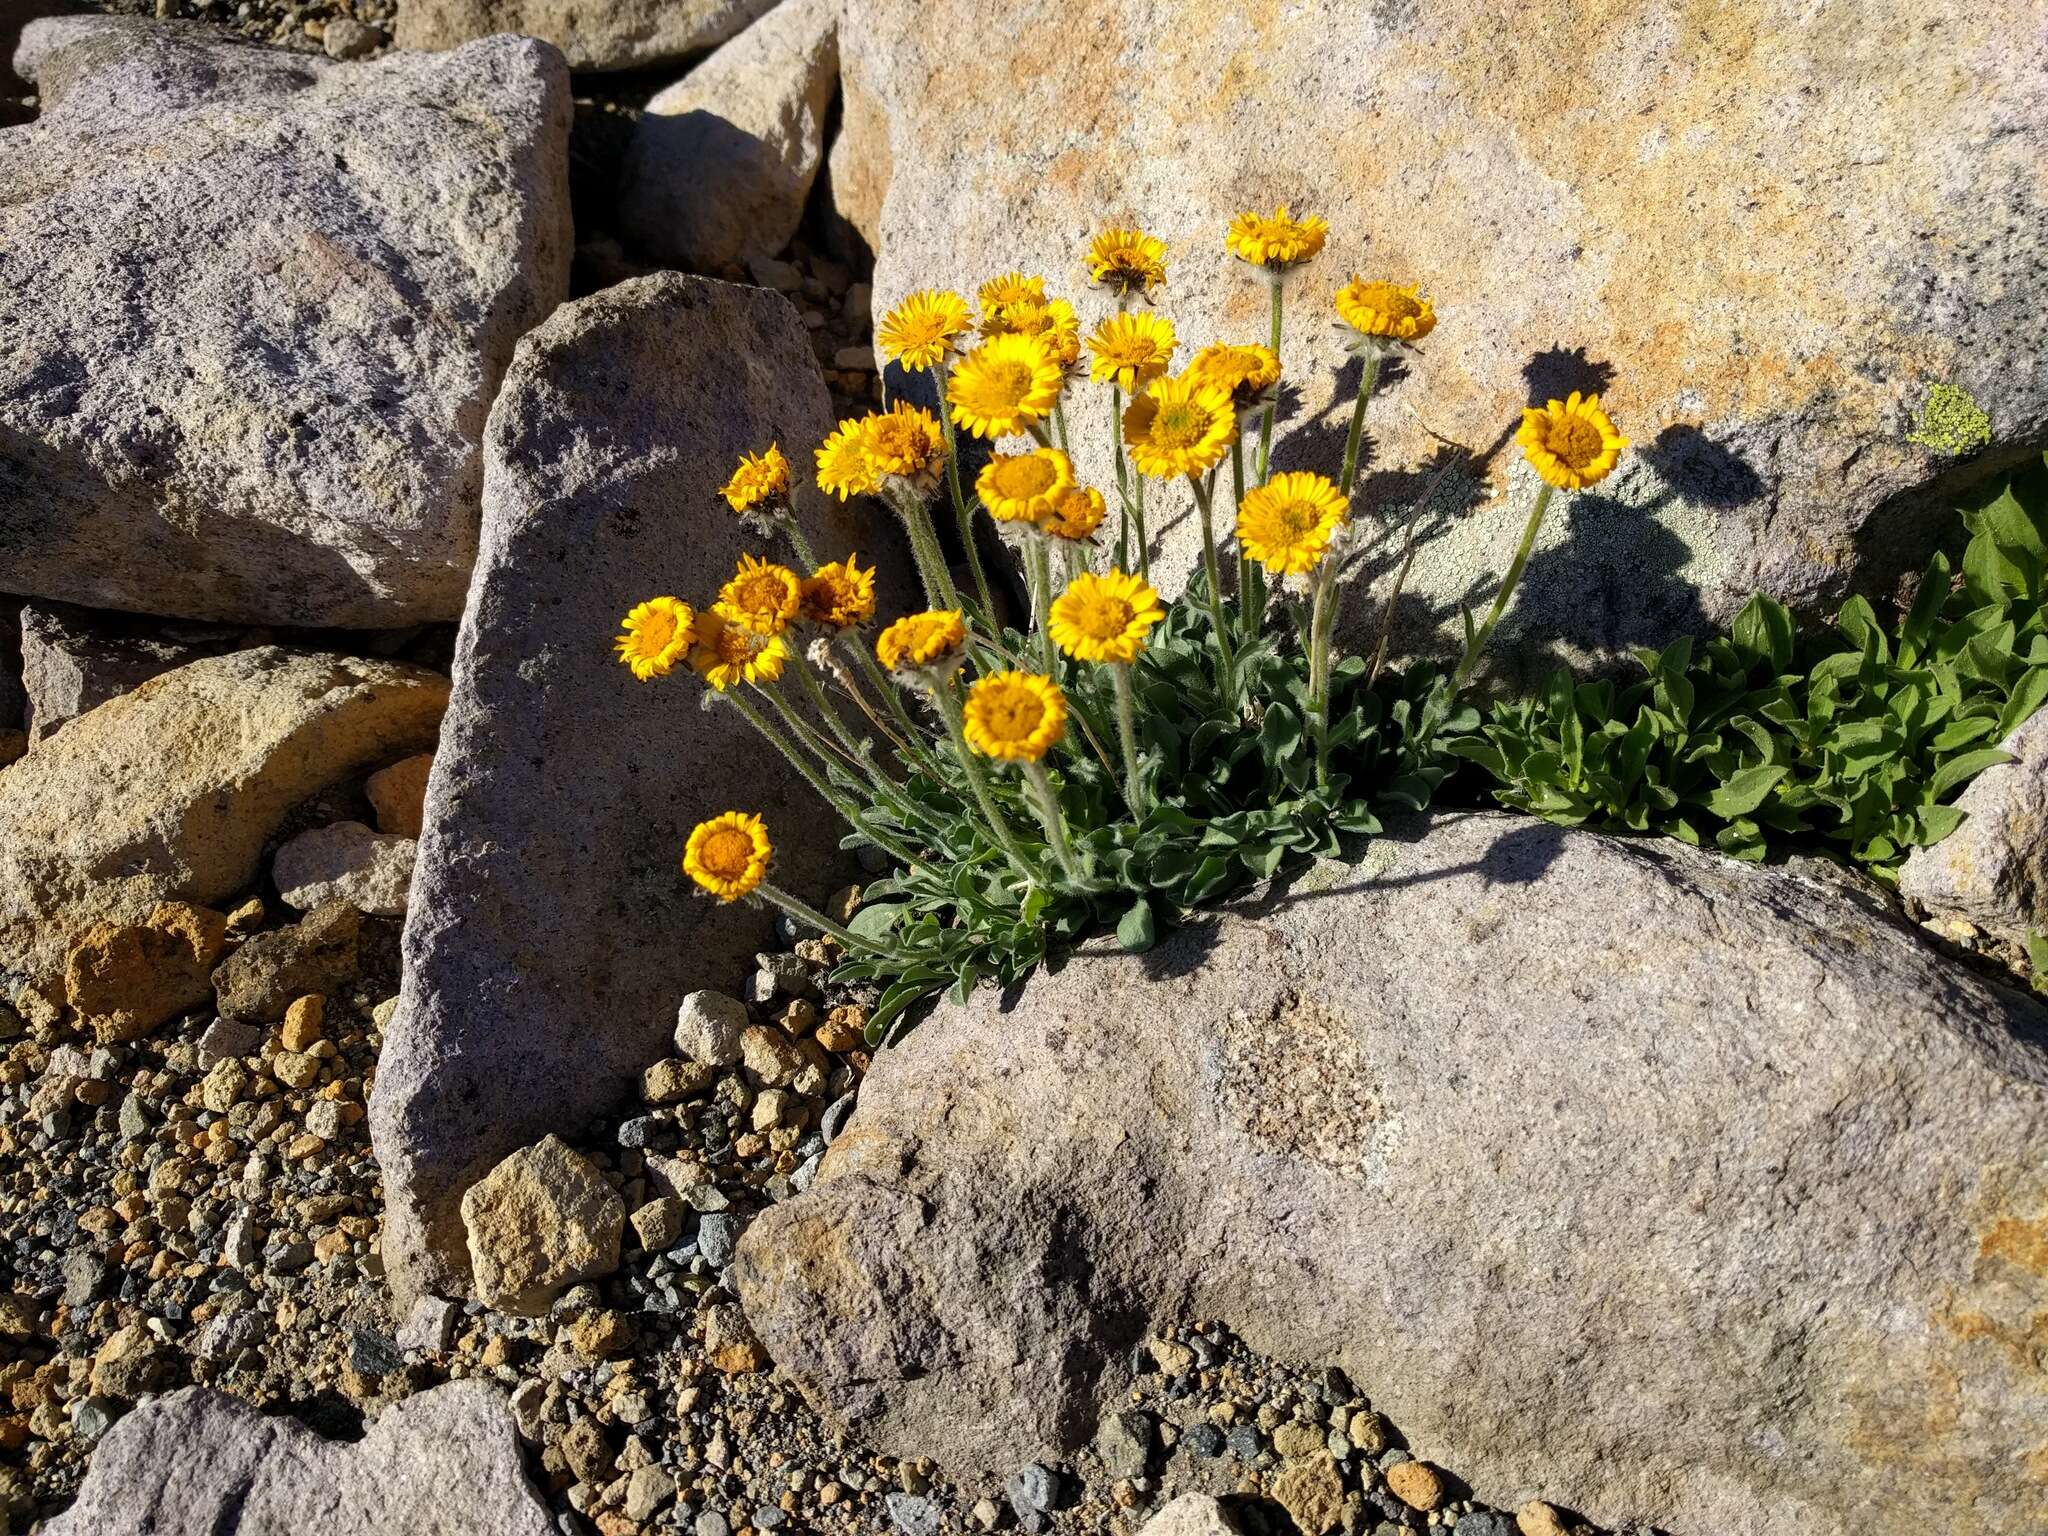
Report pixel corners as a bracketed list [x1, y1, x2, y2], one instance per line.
[931, 683, 1038, 881]
[1053, 399, 1071, 456]
[1021, 761, 1087, 884]
[1231, 434, 1266, 645]
[759, 684, 948, 859]
[726, 689, 917, 866]
[1110, 384, 1131, 570]
[1024, 535, 1058, 675]
[773, 511, 820, 573]
[887, 486, 959, 611]
[1306, 561, 1346, 791]
[1339, 343, 1385, 504]
[790, 649, 866, 760]
[1255, 278, 1283, 481]
[847, 639, 937, 771]
[757, 881, 889, 957]
[1110, 661, 1146, 815]
[1132, 471, 1151, 583]
[1454, 482, 1557, 692]
[1189, 475, 1237, 693]
[935, 375, 998, 622]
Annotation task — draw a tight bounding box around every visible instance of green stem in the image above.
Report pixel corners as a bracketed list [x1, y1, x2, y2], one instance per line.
[1053, 399, 1071, 456]
[1110, 661, 1146, 816]
[1022, 761, 1086, 883]
[726, 689, 914, 865]
[931, 682, 1038, 880]
[1255, 278, 1283, 482]
[1454, 482, 1558, 692]
[791, 647, 866, 760]
[1024, 534, 1057, 676]
[888, 486, 960, 611]
[849, 638, 936, 769]
[758, 881, 889, 957]
[1133, 469, 1150, 583]
[1190, 475, 1237, 692]
[936, 371, 998, 622]
[774, 512, 819, 573]
[1339, 343, 1384, 504]
[1308, 561, 1344, 791]
[1231, 432, 1265, 645]
[1111, 383, 1131, 571]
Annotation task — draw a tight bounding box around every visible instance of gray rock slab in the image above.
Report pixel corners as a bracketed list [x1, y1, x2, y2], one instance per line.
[1901, 707, 2048, 944]
[394, 0, 777, 72]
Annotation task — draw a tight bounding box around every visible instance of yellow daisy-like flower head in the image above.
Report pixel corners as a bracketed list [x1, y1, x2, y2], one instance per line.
[861, 401, 947, 492]
[718, 554, 802, 636]
[1049, 569, 1166, 664]
[1086, 227, 1168, 300]
[1189, 342, 1282, 409]
[1517, 391, 1630, 491]
[977, 447, 1075, 525]
[720, 443, 791, 515]
[962, 671, 1069, 762]
[815, 418, 881, 501]
[947, 332, 1066, 440]
[1236, 471, 1350, 576]
[799, 555, 877, 630]
[875, 609, 969, 674]
[977, 271, 1046, 318]
[613, 596, 694, 681]
[1039, 485, 1106, 543]
[689, 606, 792, 691]
[683, 811, 771, 903]
[1225, 206, 1329, 271]
[1334, 279, 1436, 344]
[1086, 310, 1177, 393]
[1121, 373, 1236, 480]
[877, 289, 972, 372]
[981, 295, 1082, 370]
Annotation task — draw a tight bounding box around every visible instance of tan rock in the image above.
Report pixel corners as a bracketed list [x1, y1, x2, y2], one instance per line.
[273, 1052, 320, 1090]
[702, 1303, 766, 1374]
[1347, 1409, 1389, 1456]
[815, 1006, 864, 1053]
[89, 1324, 164, 1399]
[567, 1309, 634, 1360]
[640, 1058, 716, 1106]
[366, 754, 433, 839]
[1272, 1452, 1344, 1535]
[1270, 1420, 1323, 1459]
[280, 996, 325, 1053]
[1386, 1460, 1445, 1513]
[63, 901, 226, 1043]
[460, 1135, 624, 1315]
[832, 0, 2046, 669]
[1517, 1501, 1571, 1536]
[212, 902, 360, 1025]
[395, 0, 775, 70]
[198, 1060, 250, 1114]
[739, 1025, 802, 1087]
[0, 648, 445, 985]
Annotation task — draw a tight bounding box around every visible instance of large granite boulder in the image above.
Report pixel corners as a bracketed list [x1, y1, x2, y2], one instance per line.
[45, 1382, 553, 1535]
[830, 0, 2045, 671]
[372, 272, 914, 1306]
[737, 812, 2048, 1536]
[394, 0, 776, 72]
[619, 0, 838, 273]
[0, 647, 447, 985]
[1901, 707, 2048, 945]
[19, 600, 240, 744]
[1, 18, 572, 626]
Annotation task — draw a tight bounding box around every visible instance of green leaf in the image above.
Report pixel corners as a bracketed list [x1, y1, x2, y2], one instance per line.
[846, 901, 906, 941]
[1704, 764, 1788, 818]
[1116, 898, 1157, 952]
[1930, 747, 2012, 801]
[1732, 593, 1796, 672]
[1997, 666, 2048, 741]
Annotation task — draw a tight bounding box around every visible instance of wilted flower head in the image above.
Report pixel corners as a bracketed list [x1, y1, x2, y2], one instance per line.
[861, 401, 948, 493]
[1086, 227, 1168, 300]
[1334, 278, 1435, 346]
[799, 555, 878, 630]
[720, 444, 791, 515]
[1039, 485, 1107, 543]
[875, 609, 969, 674]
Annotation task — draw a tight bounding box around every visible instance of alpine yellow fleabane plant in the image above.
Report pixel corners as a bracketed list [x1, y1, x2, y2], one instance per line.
[615, 204, 1644, 1049]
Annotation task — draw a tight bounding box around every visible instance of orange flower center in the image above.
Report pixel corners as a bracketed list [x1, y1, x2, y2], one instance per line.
[700, 828, 754, 877]
[1550, 415, 1604, 469]
[992, 456, 1057, 497]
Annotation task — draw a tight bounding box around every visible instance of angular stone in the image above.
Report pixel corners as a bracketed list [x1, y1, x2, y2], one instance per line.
[63, 901, 227, 1044]
[366, 754, 434, 839]
[43, 1382, 553, 1536]
[675, 991, 748, 1067]
[398, 1295, 460, 1355]
[460, 1135, 624, 1316]
[0, 647, 445, 985]
[1140, 1495, 1242, 1536]
[830, 0, 2048, 671]
[394, 0, 776, 72]
[1900, 707, 2048, 944]
[2, 18, 572, 626]
[371, 272, 911, 1307]
[212, 902, 360, 1025]
[619, 0, 837, 272]
[736, 813, 2048, 1535]
[1273, 1453, 1345, 1536]
[19, 601, 237, 744]
[273, 821, 418, 918]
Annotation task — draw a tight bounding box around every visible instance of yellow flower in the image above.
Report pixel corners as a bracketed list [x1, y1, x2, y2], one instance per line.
[718, 554, 802, 636]
[1086, 227, 1168, 299]
[799, 555, 877, 630]
[877, 289, 972, 372]
[1039, 485, 1106, 543]
[977, 447, 1075, 524]
[861, 401, 947, 485]
[1225, 206, 1328, 270]
[962, 671, 1069, 762]
[1121, 373, 1236, 479]
[1086, 311, 1177, 392]
[815, 418, 881, 501]
[977, 271, 1046, 317]
[947, 332, 1066, 440]
[1334, 279, 1436, 343]
[689, 606, 792, 691]
[720, 443, 791, 514]
[1517, 392, 1629, 491]
[875, 609, 968, 672]
[683, 811, 771, 903]
[613, 596, 694, 681]
[1188, 342, 1281, 407]
[982, 295, 1081, 369]
[1236, 472, 1349, 575]
[1049, 569, 1165, 663]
